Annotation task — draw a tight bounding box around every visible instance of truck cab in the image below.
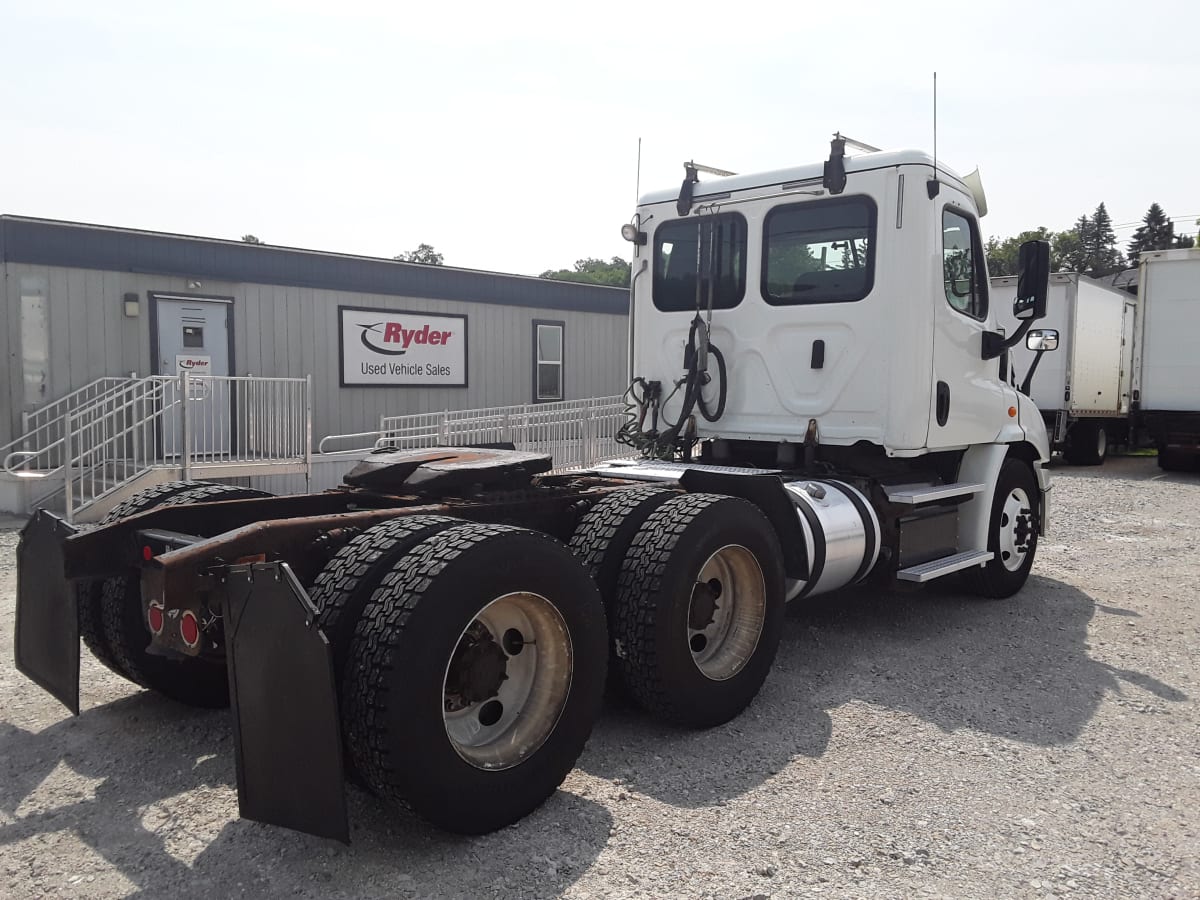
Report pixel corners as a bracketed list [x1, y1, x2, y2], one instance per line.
[628, 145, 1044, 459]
[612, 137, 1053, 599]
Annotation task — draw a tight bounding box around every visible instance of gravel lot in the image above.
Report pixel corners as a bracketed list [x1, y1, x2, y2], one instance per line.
[1, 456, 1198, 899]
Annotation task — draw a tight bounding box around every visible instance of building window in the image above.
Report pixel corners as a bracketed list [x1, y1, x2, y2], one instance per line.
[761, 197, 876, 305]
[533, 321, 564, 402]
[653, 213, 747, 312]
[942, 207, 988, 320]
[20, 276, 50, 409]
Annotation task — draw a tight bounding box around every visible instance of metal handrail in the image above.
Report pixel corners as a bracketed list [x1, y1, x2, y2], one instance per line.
[1, 376, 140, 472]
[318, 395, 628, 473]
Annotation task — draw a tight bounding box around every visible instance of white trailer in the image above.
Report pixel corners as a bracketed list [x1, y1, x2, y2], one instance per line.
[995, 273, 1136, 465]
[1132, 247, 1200, 471]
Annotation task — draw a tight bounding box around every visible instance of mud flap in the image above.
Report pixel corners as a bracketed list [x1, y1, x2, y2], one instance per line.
[221, 562, 349, 843]
[14, 510, 80, 715]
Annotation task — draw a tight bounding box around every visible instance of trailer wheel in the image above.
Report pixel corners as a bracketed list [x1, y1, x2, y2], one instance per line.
[964, 460, 1039, 599]
[78, 480, 206, 677]
[612, 493, 785, 728]
[1066, 421, 1107, 466]
[343, 524, 607, 834]
[99, 483, 272, 707]
[1157, 448, 1195, 472]
[310, 514, 463, 683]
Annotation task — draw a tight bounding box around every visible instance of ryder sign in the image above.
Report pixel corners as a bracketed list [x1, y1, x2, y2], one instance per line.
[339, 306, 467, 387]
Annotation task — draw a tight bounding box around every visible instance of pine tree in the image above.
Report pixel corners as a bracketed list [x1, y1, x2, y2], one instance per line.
[1088, 203, 1123, 276]
[1127, 203, 1175, 261]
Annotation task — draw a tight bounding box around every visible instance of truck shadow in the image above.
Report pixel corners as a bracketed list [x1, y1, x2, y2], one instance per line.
[0, 691, 611, 897]
[579, 574, 1186, 808]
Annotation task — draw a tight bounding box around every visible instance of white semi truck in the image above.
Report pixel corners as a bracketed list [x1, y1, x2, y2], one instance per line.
[1131, 247, 1200, 470]
[995, 273, 1136, 465]
[15, 136, 1058, 839]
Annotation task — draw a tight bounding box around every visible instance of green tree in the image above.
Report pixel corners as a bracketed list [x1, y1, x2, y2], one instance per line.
[1127, 203, 1175, 260]
[241, 234, 263, 244]
[539, 256, 631, 287]
[1086, 203, 1123, 276]
[984, 227, 1054, 276]
[395, 243, 444, 265]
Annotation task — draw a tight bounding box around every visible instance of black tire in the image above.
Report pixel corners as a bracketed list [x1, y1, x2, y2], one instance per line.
[1157, 447, 1195, 472]
[569, 486, 676, 697]
[612, 493, 786, 728]
[78, 480, 206, 677]
[569, 486, 677, 610]
[343, 523, 607, 834]
[1067, 421, 1107, 466]
[963, 459, 1040, 599]
[99, 483, 272, 707]
[310, 515, 463, 684]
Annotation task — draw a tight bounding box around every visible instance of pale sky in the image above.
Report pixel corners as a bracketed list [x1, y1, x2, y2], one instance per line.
[3, 0, 1196, 276]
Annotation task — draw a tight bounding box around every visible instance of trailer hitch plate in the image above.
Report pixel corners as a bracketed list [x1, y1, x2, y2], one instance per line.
[221, 562, 349, 843]
[14, 510, 80, 715]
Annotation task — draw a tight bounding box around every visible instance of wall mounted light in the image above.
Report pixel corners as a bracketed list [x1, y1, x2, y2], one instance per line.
[123, 292, 140, 317]
[186, 279, 203, 289]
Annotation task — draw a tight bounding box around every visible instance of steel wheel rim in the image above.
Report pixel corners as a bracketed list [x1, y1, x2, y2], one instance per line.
[687, 544, 766, 681]
[442, 592, 573, 770]
[998, 487, 1033, 573]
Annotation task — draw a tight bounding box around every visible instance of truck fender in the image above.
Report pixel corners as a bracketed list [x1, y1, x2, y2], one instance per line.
[678, 470, 808, 580]
[957, 443, 1046, 552]
[955, 443, 1009, 554]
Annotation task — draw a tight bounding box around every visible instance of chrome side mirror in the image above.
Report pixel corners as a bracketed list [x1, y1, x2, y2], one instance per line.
[1026, 328, 1059, 352]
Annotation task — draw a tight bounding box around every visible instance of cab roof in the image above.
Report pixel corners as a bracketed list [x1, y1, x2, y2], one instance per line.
[637, 148, 966, 207]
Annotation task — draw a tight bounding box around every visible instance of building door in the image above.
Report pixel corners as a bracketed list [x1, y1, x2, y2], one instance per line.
[153, 295, 232, 456]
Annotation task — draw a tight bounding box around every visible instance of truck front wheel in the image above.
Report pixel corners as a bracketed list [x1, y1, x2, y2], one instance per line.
[964, 460, 1039, 599]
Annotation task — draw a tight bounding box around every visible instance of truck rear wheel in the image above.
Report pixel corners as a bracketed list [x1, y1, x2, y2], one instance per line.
[569, 486, 676, 695]
[612, 493, 785, 728]
[342, 524, 607, 834]
[99, 483, 272, 706]
[79, 480, 206, 678]
[310, 514, 462, 684]
[1065, 421, 1107, 466]
[964, 460, 1039, 599]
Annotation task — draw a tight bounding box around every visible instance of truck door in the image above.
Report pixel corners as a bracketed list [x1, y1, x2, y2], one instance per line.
[927, 201, 1009, 448]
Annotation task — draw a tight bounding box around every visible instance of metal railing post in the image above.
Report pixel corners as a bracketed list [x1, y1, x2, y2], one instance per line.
[180, 370, 192, 480]
[64, 411, 76, 524]
[305, 374, 313, 491]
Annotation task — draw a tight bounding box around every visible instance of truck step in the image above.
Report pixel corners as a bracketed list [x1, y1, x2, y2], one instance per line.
[883, 482, 986, 505]
[896, 549, 993, 583]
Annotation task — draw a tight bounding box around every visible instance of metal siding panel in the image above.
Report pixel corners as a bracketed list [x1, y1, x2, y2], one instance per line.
[47, 268, 72, 397]
[1, 265, 15, 446]
[84, 271, 107, 383]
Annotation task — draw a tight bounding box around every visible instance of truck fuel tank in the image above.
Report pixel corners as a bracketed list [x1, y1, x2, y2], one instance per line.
[784, 480, 880, 600]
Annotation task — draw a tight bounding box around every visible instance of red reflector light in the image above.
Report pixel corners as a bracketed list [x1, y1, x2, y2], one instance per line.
[142, 546, 153, 561]
[180, 611, 200, 647]
[147, 604, 164, 635]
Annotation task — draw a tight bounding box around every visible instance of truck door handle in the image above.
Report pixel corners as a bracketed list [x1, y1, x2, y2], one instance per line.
[936, 381, 950, 426]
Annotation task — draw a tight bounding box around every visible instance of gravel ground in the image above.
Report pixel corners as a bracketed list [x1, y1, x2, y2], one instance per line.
[1, 455, 1198, 899]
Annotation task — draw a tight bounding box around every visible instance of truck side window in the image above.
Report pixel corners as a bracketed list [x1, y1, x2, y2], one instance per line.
[761, 196, 876, 305]
[942, 208, 987, 320]
[653, 214, 747, 312]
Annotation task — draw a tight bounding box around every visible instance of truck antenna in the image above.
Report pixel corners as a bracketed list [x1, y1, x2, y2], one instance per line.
[928, 72, 941, 199]
[635, 136, 642, 205]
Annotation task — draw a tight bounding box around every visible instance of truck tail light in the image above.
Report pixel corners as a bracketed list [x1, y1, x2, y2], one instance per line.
[179, 610, 201, 648]
[147, 603, 164, 636]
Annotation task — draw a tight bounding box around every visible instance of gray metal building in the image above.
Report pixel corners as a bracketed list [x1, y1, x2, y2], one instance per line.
[0, 215, 630, 453]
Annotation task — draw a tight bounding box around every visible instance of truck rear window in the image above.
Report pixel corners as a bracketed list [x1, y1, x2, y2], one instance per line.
[762, 197, 876, 305]
[653, 214, 747, 312]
